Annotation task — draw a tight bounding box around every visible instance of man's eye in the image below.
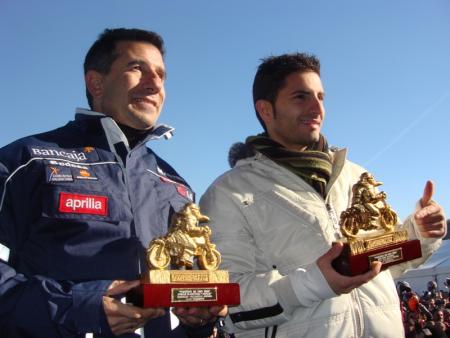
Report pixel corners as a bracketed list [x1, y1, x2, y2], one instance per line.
[157, 71, 166, 80]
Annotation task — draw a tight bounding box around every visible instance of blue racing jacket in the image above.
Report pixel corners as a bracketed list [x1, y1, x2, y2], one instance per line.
[0, 109, 200, 337]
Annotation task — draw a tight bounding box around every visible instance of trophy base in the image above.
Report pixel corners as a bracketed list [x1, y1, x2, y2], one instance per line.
[130, 282, 240, 307]
[128, 270, 240, 307]
[332, 239, 422, 276]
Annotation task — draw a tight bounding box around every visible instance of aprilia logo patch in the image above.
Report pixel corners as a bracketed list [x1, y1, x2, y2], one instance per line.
[59, 192, 108, 216]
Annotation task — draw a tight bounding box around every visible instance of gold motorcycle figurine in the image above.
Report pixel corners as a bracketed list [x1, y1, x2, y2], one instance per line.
[340, 172, 398, 239]
[147, 203, 221, 271]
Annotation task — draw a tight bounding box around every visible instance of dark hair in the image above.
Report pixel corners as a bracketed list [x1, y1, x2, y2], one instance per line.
[84, 28, 165, 109]
[252, 53, 321, 131]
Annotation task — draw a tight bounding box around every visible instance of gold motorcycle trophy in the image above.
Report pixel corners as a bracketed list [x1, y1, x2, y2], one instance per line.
[332, 172, 422, 276]
[131, 203, 240, 307]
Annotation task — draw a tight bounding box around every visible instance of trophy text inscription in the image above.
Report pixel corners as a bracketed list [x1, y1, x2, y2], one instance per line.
[171, 273, 210, 283]
[172, 287, 218, 303]
[368, 248, 403, 265]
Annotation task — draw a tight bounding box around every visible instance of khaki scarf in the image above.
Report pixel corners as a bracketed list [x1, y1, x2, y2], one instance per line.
[246, 134, 332, 198]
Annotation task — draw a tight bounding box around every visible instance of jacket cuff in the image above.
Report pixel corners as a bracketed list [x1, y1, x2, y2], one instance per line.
[270, 263, 336, 313]
[288, 263, 336, 307]
[270, 275, 300, 315]
[67, 280, 112, 334]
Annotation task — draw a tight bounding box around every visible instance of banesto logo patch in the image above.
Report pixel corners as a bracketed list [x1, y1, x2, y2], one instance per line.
[59, 192, 108, 216]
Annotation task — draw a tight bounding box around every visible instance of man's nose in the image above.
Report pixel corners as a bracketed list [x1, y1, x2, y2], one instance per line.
[309, 96, 324, 114]
[142, 70, 163, 93]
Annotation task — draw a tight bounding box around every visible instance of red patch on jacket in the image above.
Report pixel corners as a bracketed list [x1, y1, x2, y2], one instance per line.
[59, 192, 108, 216]
[177, 185, 193, 200]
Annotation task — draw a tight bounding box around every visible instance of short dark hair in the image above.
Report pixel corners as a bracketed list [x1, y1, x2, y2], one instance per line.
[252, 53, 321, 131]
[84, 28, 165, 109]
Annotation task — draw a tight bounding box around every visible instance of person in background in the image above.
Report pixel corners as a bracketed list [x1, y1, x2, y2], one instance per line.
[199, 53, 446, 337]
[0, 28, 226, 337]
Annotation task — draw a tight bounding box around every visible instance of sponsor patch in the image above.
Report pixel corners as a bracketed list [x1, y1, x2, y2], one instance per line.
[83, 146, 95, 153]
[59, 192, 108, 216]
[159, 176, 193, 201]
[47, 160, 89, 170]
[74, 168, 98, 181]
[46, 165, 73, 182]
[176, 185, 193, 201]
[29, 146, 99, 162]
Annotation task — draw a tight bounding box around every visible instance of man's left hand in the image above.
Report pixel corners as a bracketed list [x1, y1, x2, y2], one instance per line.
[414, 180, 446, 238]
[172, 305, 227, 327]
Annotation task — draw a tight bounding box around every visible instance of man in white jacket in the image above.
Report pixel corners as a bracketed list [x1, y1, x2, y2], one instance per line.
[200, 53, 446, 337]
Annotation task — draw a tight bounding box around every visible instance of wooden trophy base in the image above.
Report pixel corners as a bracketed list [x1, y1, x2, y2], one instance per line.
[332, 230, 422, 276]
[128, 270, 240, 307]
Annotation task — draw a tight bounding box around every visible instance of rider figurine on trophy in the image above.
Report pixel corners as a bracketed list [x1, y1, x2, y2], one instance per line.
[333, 172, 422, 276]
[147, 203, 221, 270]
[340, 172, 397, 238]
[131, 203, 240, 308]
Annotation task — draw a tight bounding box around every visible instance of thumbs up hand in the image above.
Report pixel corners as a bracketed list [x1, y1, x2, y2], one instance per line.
[414, 181, 446, 238]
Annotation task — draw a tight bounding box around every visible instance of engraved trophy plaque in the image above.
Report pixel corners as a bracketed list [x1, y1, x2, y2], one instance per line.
[130, 203, 240, 307]
[332, 172, 422, 276]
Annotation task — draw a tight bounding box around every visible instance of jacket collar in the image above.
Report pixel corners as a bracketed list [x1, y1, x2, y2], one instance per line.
[75, 108, 175, 166]
[325, 147, 347, 196]
[75, 108, 174, 149]
[230, 141, 348, 198]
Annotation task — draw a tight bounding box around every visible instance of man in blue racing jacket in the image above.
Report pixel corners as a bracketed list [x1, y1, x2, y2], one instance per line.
[0, 28, 226, 337]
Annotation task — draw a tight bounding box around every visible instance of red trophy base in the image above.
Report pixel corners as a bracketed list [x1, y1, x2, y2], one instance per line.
[332, 238, 422, 276]
[128, 270, 240, 307]
[133, 282, 240, 307]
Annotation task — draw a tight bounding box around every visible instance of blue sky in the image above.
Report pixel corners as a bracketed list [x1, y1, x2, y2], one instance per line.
[1, 0, 449, 219]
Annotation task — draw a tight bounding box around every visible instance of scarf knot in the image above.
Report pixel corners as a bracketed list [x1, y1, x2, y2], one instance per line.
[245, 134, 332, 198]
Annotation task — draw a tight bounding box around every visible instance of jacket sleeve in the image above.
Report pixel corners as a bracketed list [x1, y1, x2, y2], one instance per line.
[0, 161, 113, 336]
[199, 183, 336, 333]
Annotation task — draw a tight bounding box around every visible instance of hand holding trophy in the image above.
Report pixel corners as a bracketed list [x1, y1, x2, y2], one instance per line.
[131, 203, 240, 307]
[332, 172, 422, 276]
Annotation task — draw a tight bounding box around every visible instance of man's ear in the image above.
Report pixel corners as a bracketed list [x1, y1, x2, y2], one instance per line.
[85, 70, 104, 100]
[255, 100, 274, 125]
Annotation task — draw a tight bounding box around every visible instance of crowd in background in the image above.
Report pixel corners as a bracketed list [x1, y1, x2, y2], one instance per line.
[399, 279, 450, 337]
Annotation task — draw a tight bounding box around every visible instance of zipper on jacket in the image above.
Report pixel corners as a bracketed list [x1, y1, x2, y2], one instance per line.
[350, 290, 364, 337]
[123, 152, 140, 237]
[113, 146, 143, 276]
[325, 203, 342, 240]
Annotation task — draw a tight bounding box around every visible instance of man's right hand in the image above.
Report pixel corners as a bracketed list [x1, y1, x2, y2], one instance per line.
[103, 280, 165, 335]
[317, 242, 382, 294]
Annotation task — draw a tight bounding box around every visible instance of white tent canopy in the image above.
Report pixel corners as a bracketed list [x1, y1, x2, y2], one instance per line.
[395, 240, 450, 293]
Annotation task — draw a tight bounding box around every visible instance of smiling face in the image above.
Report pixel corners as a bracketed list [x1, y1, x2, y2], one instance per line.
[88, 41, 166, 130]
[257, 71, 325, 152]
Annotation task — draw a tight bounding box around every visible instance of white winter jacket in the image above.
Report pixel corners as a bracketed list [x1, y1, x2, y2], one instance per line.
[200, 147, 441, 338]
